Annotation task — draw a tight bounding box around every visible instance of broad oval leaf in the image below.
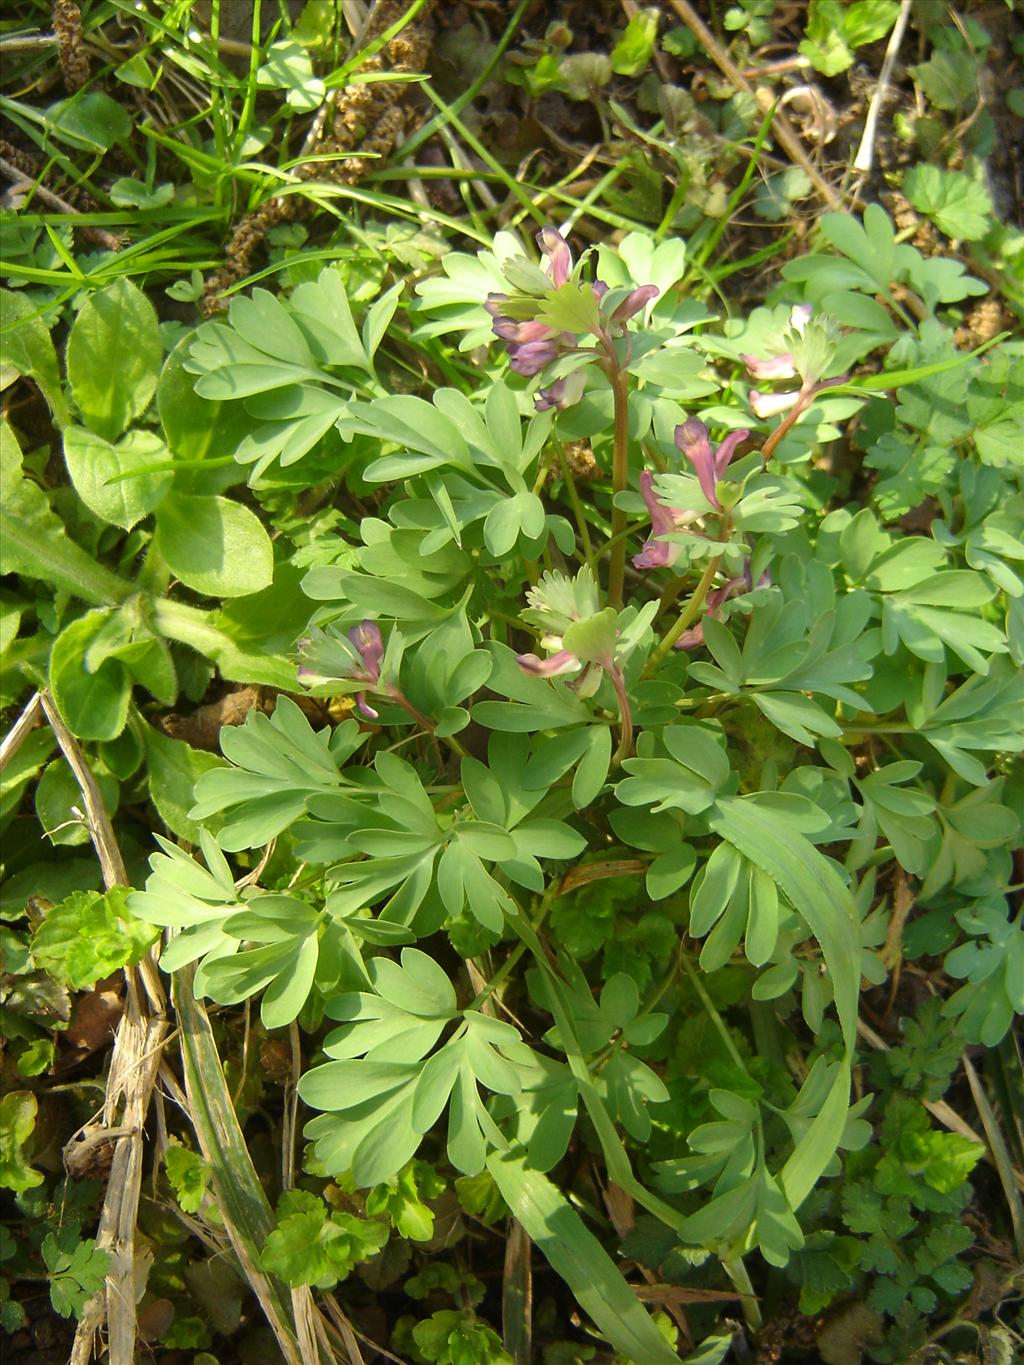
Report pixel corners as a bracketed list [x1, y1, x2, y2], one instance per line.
[66, 278, 161, 441]
[155, 492, 273, 597]
[62, 426, 172, 530]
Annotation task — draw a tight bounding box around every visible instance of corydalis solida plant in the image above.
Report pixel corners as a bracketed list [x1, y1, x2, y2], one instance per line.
[485, 227, 658, 389]
[481, 228, 846, 737]
[113, 207, 1020, 1360]
[487, 228, 659, 607]
[633, 419, 751, 572]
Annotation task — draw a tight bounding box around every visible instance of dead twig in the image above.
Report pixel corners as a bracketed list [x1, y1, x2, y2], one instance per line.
[37, 694, 169, 1365]
[665, 0, 843, 210]
[0, 33, 60, 50]
[38, 693, 131, 891]
[962, 1054, 1024, 1261]
[0, 157, 123, 251]
[852, 0, 913, 175]
[0, 690, 45, 771]
[502, 1220, 533, 1365]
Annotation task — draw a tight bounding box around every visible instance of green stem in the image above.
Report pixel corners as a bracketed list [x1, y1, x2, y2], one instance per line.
[722, 1255, 762, 1332]
[508, 913, 766, 1330]
[679, 952, 751, 1077]
[642, 554, 724, 677]
[840, 723, 914, 736]
[608, 665, 634, 765]
[679, 960, 765, 1332]
[471, 878, 561, 1011]
[606, 362, 631, 610]
[586, 521, 635, 576]
[390, 689, 469, 761]
[511, 909, 687, 1229]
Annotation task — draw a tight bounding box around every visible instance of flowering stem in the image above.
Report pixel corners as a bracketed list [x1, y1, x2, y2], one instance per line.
[390, 689, 470, 761]
[760, 385, 814, 461]
[606, 361, 631, 610]
[608, 665, 634, 765]
[642, 553, 724, 677]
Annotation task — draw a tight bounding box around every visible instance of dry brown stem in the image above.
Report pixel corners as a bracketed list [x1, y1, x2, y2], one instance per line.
[202, 0, 435, 313]
[665, 0, 843, 210]
[0, 690, 45, 771]
[36, 694, 169, 1365]
[53, 0, 89, 91]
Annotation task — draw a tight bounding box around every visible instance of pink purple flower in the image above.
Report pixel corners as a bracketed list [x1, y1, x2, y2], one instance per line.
[485, 229, 580, 377]
[485, 306, 567, 377]
[297, 619, 386, 719]
[344, 621, 384, 718]
[535, 368, 587, 411]
[674, 565, 770, 651]
[674, 418, 749, 510]
[739, 304, 813, 381]
[610, 284, 659, 324]
[537, 226, 572, 286]
[748, 388, 802, 419]
[487, 229, 658, 398]
[515, 648, 581, 678]
[632, 470, 700, 570]
[742, 353, 799, 381]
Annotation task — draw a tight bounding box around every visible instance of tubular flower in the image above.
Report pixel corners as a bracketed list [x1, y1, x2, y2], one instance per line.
[485, 307, 567, 378]
[344, 621, 385, 719]
[515, 648, 581, 679]
[633, 470, 700, 570]
[535, 368, 587, 412]
[739, 304, 813, 381]
[485, 228, 580, 377]
[298, 619, 385, 719]
[742, 353, 799, 381]
[748, 388, 802, 419]
[487, 229, 658, 401]
[610, 284, 660, 324]
[673, 577, 745, 650]
[514, 567, 604, 697]
[674, 418, 749, 510]
[515, 646, 603, 698]
[674, 565, 770, 651]
[537, 226, 572, 286]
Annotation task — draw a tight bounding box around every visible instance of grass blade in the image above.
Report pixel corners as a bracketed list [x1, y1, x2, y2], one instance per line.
[487, 1149, 683, 1365]
[964, 1053, 1024, 1261]
[173, 969, 328, 1364]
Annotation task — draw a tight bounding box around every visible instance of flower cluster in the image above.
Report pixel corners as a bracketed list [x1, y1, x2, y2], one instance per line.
[633, 418, 749, 570]
[298, 620, 386, 718]
[485, 228, 657, 409]
[740, 304, 813, 382]
[514, 568, 657, 758]
[515, 566, 604, 695]
[740, 305, 843, 419]
[484, 229, 578, 379]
